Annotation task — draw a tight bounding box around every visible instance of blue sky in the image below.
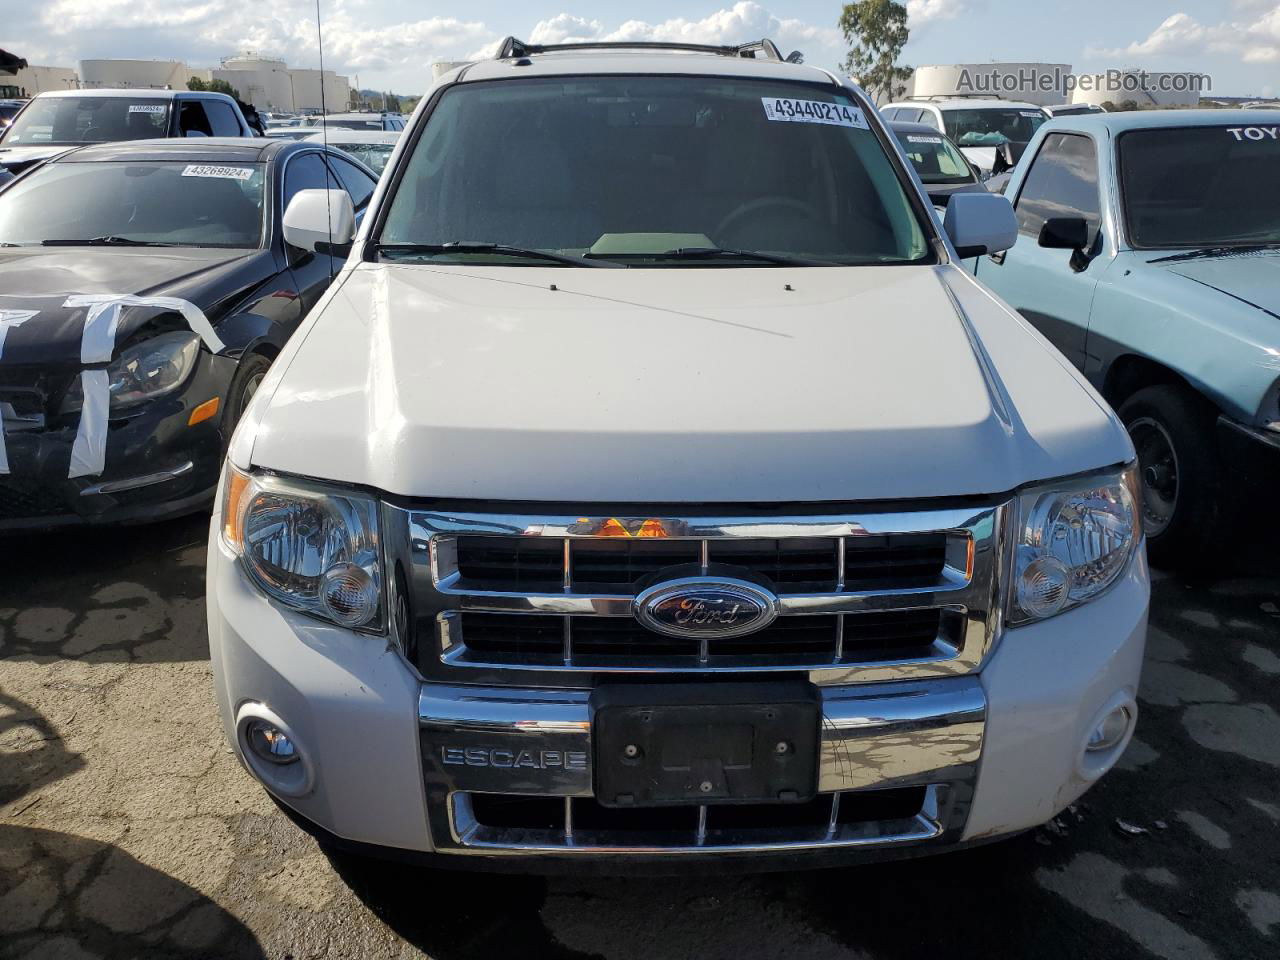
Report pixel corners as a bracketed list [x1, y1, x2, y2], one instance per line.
[5, 1, 1278, 97]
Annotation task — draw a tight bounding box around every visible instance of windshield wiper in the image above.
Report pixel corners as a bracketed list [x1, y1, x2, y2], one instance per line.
[41, 236, 181, 247]
[588, 246, 839, 266]
[376, 242, 621, 268]
[1148, 243, 1280, 264]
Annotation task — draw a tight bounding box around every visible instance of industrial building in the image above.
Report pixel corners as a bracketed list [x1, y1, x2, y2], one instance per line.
[67, 56, 350, 112]
[907, 63, 1072, 106]
[3, 64, 78, 97]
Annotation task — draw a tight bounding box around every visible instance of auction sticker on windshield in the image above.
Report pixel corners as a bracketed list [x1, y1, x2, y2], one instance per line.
[181, 164, 255, 181]
[761, 97, 867, 129]
[907, 135, 943, 144]
[128, 105, 167, 115]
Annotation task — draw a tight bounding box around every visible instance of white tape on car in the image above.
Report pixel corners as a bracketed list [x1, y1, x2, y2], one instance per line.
[62, 295, 224, 354]
[53, 295, 224, 479]
[68, 370, 110, 479]
[0, 309, 37, 360]
[0, 310, 39, 475]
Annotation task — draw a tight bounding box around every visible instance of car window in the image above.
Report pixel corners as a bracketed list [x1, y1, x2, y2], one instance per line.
[0, 160, 266, 247]
[332, 142, 395, 175]
[898, 132, 975, 184]
[2, 97, 170, 145]
[1118, 126, 1280, 248]
[380, 75, 931, 266]
[178, 101, 214, 138]
[917, 111, 942, 131]
[1013, 133, 1101, 239]
[898, 109, 923, 123]
[945, 108, 1047, 146]
[204, 100, 242, 137]
[327, 154, 377, 211]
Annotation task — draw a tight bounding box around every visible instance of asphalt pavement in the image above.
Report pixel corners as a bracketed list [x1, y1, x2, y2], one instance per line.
[1, 513, 1277, 960]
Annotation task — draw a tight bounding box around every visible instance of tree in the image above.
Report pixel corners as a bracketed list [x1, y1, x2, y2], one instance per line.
[838, 0, 911, 103]
[187, 76, 240, 100]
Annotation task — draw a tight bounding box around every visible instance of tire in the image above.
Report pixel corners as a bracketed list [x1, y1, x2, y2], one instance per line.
[1117, 384, 1221, 569]
[221, 353, 272, 454]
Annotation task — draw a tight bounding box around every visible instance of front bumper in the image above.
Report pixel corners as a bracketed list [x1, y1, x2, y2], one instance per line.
[0, 353, 234, 531]
[208, 522, 1149, 866]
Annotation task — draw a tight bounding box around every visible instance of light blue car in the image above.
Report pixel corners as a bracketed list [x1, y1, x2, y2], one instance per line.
[971, 110, 1279, 565]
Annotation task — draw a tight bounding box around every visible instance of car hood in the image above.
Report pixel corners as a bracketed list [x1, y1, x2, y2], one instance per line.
[0, 247, 258, 366]
[243, 263, 1131, 503]
[1160, 250, 1280, 320]
[0, 144, 73, 171]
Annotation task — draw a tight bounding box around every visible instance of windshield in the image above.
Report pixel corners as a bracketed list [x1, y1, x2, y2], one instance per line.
[0, 160, 266, 247]
[1119, 126, 1280, 249]
[896, 131, 974, 183]
[380, 76, 930, 266]
[1, 97, 171, 146]
[945, 108, 1046, 147]
[332, 141, 394, 175]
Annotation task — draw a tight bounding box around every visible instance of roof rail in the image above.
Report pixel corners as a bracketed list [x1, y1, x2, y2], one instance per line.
[907, 93, 1006, 101]
[494, 37, 784, 62]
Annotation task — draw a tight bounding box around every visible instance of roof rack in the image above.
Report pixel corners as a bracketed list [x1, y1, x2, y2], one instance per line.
[494, 37, 785, 62]
[907, 93, 1007, 101]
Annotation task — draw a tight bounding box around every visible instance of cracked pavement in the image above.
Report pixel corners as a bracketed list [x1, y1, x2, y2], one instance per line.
[1, 514, 1277, 959]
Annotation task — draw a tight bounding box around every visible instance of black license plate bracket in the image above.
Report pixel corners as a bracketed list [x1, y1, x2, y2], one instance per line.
[591, 681, 820, 808]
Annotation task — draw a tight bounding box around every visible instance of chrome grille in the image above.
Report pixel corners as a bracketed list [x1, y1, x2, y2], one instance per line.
[449, 785, 952, 854]
[386, 503, 1007, 687]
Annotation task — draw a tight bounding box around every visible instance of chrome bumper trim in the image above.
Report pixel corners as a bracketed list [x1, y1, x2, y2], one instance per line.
[448, 785, 948, 856]
[417, 676, 984, 855]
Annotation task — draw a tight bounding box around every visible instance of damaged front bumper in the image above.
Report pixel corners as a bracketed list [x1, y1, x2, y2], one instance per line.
[0, 352, 235, 530]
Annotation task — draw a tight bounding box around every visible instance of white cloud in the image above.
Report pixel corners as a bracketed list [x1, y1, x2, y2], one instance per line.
[528, 14, 605, 44]
[906, 0, 969, 26]
[1090, 6, 1280, 65]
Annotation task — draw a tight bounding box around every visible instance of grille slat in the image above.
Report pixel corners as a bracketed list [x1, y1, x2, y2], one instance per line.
[454, 532, 947, 593]
[445, 610, 943, 667]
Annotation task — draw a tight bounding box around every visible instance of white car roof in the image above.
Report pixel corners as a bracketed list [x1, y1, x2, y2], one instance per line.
[29, 89, 200, 100]
[304, 128, 401, 144]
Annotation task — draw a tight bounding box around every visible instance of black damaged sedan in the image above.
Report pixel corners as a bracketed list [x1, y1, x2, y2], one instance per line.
[0, 137, 378, 529]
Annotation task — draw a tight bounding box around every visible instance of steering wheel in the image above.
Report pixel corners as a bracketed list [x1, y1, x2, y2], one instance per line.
[715, 196, 820, 244]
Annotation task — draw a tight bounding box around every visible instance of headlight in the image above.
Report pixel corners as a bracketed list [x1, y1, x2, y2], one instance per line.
[61, 331, 201, 413]
[222, 467, 384, 632]
[1008, 464, 1141, 625]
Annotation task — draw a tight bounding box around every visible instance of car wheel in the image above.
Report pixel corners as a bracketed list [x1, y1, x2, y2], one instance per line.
[221, 353, 273, 453]
[1118, 384, 1220, 569]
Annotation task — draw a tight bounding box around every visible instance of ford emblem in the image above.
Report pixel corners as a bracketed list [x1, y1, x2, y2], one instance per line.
[632, 577, 779, 640]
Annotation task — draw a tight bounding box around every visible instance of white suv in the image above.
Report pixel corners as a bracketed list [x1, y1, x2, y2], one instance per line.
[208, 38, 1148, 868]
[880, 98, 1049, 177]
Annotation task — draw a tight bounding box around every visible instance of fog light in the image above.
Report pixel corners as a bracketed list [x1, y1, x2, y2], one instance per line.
[320, 562, 378, 627]
[246, 720, 299, 764]
[1015, 553, 1070, 619]
[1087, 706, 1131, 752]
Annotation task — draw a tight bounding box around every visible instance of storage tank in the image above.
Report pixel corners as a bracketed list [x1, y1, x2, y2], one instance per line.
[1070, 71, 1204, 109]
[78, 59, 189, 90]
[908, 63, 1073, 107]
[215, 56, 293, 110]
[288, 68, 351, 112]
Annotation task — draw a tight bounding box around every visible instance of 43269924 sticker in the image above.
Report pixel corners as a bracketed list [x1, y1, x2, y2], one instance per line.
[761, 98, 868, 129]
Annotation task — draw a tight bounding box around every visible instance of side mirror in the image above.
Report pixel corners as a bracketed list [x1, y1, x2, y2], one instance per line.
[1038, 216, 1090, 250]
[283, 189, 355, 256]
[943, 191, 1018, 259]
